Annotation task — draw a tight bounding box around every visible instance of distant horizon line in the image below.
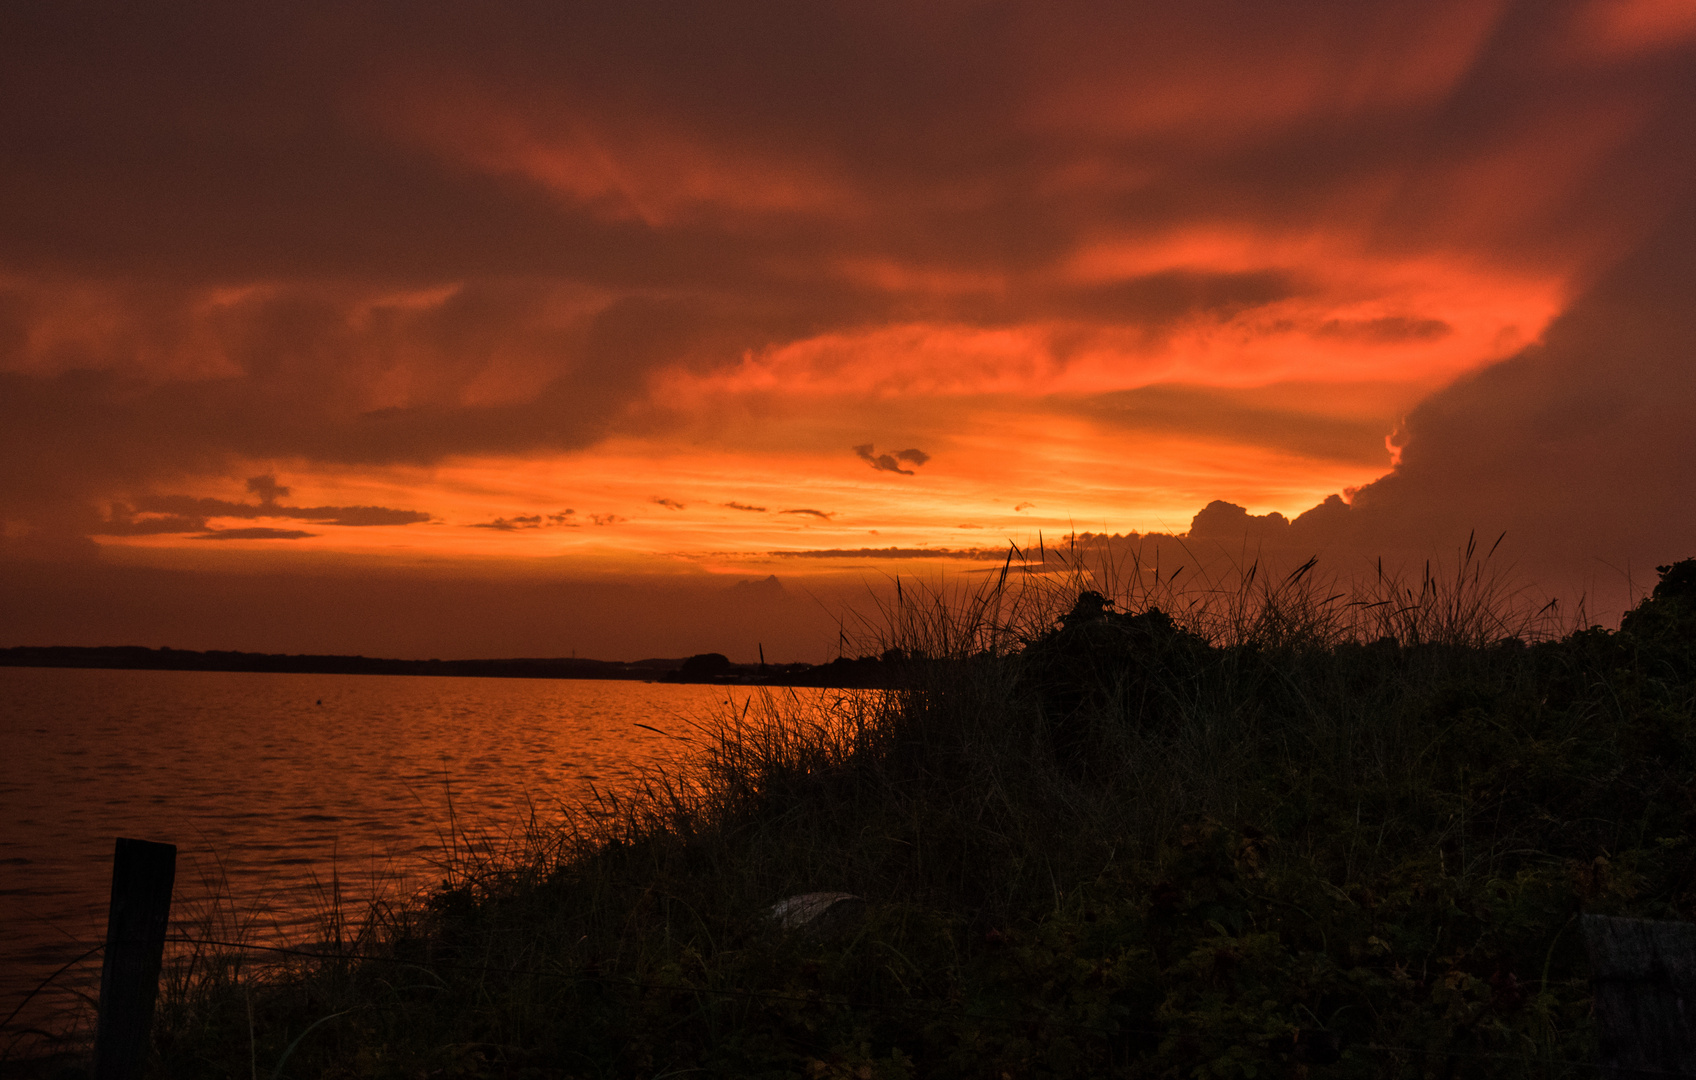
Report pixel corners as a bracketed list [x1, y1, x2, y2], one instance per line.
[0, 643, 715, 671]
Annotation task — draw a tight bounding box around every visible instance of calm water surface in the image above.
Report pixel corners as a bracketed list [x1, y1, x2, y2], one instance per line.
[0, 667, 774, 1046]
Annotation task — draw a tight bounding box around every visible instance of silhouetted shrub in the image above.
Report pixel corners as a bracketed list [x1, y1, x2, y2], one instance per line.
[1621, 557, 1696, 647]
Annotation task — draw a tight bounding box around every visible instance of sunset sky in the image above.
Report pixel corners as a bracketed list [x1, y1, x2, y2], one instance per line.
[4, 0, 1695, 661]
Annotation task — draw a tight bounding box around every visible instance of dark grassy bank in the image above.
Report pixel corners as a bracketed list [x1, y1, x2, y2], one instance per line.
[80, 552, 1696, 1076]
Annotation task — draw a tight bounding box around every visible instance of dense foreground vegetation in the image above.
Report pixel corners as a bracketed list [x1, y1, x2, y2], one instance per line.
[131, 551, 1696, 1076]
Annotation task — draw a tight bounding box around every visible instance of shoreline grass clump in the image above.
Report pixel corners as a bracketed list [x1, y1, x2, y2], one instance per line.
[133, 545, 1696, 1078]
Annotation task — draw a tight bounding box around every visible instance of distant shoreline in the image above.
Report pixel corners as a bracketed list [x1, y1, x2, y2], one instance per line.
[0, 644, 901, 688]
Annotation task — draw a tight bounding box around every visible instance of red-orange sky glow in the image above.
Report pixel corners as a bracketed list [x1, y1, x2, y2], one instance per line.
[4, 1, 1695, 661]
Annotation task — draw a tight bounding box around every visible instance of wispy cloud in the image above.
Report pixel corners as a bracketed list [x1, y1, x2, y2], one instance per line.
[771, 546, 1010, 560]
[853, 444, 930, 476]
[724, 501, 768, 512]
[194, 527, 317, 541]
[471, 509, 578, 531]
[651, 497, 686, 510]
[96, 476, 432, 538]
[781, 508, 833, 520]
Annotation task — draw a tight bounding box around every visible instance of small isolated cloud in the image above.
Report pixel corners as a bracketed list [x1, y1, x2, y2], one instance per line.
[724, 501, 767, 512]
[590, 513, 626, 526]
[781, 508, 834, 520]
[245, 475, 290, 505]
[651, 497, 686, 510]
[471, 509, 577, 531]
[194, 527, 316, 541]
[473, 515, 541, 531]
[957, 523, 982, 529]
[1014, 502, 1035, 512]
[854, 443, 930, 476]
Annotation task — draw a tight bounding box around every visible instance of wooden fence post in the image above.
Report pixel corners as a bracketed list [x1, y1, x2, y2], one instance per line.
[92, 837, 176, 1080]
[1583, 913, 1696, 1079]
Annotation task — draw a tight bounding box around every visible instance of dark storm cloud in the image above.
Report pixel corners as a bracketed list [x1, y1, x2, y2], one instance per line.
[4, 1, 1688, 286]
[1335, 200, 1696, 569]
[651, 497, 687, 511]
[1175, 199, 1696, 611]
[2, 0, 1695, 549]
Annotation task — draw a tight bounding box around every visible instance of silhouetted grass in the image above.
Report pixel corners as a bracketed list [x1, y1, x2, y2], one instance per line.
[129, 543, 1696, 1078]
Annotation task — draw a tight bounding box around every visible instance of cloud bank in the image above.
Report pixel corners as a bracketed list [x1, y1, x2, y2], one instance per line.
[2, 0, 1694, 652]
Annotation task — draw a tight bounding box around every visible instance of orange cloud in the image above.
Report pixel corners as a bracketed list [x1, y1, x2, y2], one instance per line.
[1567, 0, 1696, 59]
[3, 1, 1695, 656]
[1023, 1, 1507, 139]
[372, 76, 859, 228]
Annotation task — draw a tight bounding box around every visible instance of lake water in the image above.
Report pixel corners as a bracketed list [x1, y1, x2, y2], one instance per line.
[0, 666, 777, 1050]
